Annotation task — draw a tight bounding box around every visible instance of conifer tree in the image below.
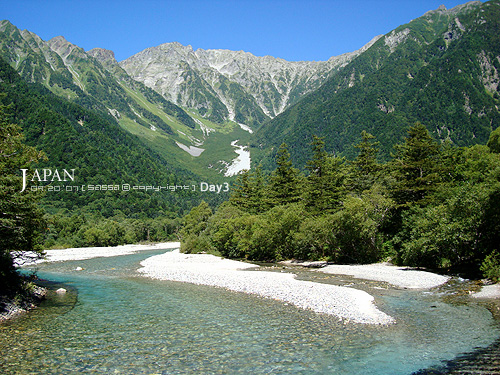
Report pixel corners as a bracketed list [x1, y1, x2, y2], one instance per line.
[304, 135, 346, 214]
[351, 130, 381, 193]
[229, 165, 267, 214]
[390, 122, 442, 209]
[267, 143, 302, 207]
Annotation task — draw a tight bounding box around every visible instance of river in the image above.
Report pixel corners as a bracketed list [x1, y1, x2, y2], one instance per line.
[0, 247, 498, 374]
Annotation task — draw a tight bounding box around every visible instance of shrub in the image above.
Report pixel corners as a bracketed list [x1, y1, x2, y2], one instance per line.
[481, 250, 500, 282]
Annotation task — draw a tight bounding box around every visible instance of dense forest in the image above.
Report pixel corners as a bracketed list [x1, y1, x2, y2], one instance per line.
[182, 124, 500, 279]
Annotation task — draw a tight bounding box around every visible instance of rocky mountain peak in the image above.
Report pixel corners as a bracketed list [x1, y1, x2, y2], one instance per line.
[0, 19, 14, 31]
[425, 1, 481, 16]
[47, 35, 88, 63]
[47, 35, 71, 50]
[88, 48, 117, 66]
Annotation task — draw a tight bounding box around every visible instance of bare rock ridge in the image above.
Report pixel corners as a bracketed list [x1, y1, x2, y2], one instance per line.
[87, 47, 118, 66]
[119, 36, 382, 126]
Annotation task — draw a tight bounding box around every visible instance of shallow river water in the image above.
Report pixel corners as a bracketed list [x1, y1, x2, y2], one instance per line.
[1, 248, 499, 374]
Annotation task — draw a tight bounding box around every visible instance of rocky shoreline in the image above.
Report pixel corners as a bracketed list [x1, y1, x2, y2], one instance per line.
[0, 285, 47, 323]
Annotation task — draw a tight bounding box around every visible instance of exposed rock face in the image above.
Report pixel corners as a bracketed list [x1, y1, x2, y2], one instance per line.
[477, 50, 500, 94]
[88, 47, 118, 67]
[87, 47, 129, 78]
[385, 28, 411, 53]
[47, 35, 88, 63]
[0, 285, 47, 322]
[0, 20, 68, 82]
[120, 36, 381, 126]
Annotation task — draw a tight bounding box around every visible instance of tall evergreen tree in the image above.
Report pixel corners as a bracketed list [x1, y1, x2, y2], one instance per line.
[304, 135, 346, 214]
[229, 165, 267, 214]
[267, 143, 302, 207]
[390, 123, 442, 209]
[351, 130, 381, 194]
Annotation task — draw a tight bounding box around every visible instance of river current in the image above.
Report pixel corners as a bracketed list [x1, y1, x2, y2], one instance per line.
[1, 248, 498, 374]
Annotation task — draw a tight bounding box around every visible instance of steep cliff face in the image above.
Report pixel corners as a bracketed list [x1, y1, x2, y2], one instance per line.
[120, 37, 381, 127]
[0, 21, 69, 87]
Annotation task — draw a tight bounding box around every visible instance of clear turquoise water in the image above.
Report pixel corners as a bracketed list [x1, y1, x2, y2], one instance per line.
[1, 248, 498, 374]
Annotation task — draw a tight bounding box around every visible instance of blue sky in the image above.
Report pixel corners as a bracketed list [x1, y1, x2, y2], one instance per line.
[2, 0, 471, 62]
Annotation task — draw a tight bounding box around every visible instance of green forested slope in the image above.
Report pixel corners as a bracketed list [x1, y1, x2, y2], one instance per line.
[0, 20, 195, 133]
[254, 0, 500, 168]
[0, 57, 203, 218]
[183, 124, 500, 279]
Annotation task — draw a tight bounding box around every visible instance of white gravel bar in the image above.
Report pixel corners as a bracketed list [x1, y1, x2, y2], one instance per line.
[18, 242, 180, 265]
[319, 263, 450, 289]
[472, 284, 500, 299]
[138, 249, 395, 325]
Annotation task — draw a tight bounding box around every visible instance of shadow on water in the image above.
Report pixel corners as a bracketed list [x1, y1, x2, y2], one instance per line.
[0, 278, 79, 327]
[414, 300, 500, 375]
[35, 279, 79, 316]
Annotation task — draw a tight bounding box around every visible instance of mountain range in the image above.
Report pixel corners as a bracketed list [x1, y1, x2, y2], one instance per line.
[254, 0, 500, 166]
[1, 0, 499, 191]
[120, 37, 379, 126]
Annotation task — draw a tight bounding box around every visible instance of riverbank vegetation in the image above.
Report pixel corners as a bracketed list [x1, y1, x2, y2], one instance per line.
[43, 213, 181, 249]
[0, 100, 46, 310]
[181, 124, 500, 279]
[0, 91, 187, 308]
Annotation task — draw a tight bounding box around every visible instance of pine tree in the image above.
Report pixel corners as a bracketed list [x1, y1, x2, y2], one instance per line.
[390, 122, 442, 208]
[229, 165, 267, 214]
[304, 135, 346, 214]
[351, 130, 381, 194]
[267, 143, 303, 207]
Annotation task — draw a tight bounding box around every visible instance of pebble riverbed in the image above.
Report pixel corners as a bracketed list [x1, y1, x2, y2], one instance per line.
[138, 250, 395, 324]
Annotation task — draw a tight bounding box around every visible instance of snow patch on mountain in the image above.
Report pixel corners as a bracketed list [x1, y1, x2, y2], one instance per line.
[175, 141, 205, 157]
[224, 140, 251, 176]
